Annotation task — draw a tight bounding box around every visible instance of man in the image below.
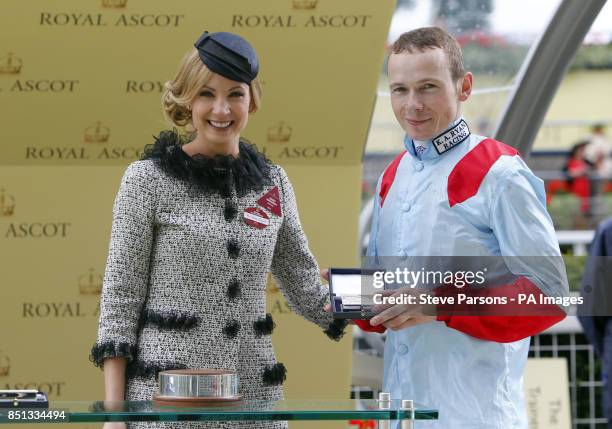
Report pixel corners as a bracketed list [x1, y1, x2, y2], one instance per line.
[584, 123, 612, 203]
[578, 218, 612, 427]
[356, 27, 567, 428]
[585, 123, 612, 178]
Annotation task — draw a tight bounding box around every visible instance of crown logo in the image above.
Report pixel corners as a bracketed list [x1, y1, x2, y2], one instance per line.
[79, 268, 103, 295]
[292, 0, 318, 10]
[0, 53, 22, 75]
[0, 351, 10, 377]
[267, 121, 292, 143]
[84, 121, 110, 143]
[0, 189, 16, 217]
[101, 0, 127, 8]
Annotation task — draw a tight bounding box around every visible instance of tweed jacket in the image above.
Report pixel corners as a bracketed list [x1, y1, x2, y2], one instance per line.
[90, 131, 345, 428]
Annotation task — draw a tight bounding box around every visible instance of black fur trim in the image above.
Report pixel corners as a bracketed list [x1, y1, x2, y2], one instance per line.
[262, 363, 287, 386]
[126, 360, 187, 379]
[142, 309, 200, 330]
[141, 129, 272, 197]
[227, 240, 240, 259]
[227, 279, 241, 300]
[224, 200, 238, 222]
[253, 314, 275, 336]
[324, 319, 349, 341]
[223, 320, 241, 338]
[89, 342, 137, 368]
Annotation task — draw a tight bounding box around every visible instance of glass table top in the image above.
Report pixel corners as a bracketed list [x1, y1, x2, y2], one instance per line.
[0, 399, 438, 423]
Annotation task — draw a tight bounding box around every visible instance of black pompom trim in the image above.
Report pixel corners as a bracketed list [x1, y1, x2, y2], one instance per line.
[126, 360, 187, 379]
[227, 279, 241, 300]
[141, 129, 273, 197]
[253, 314, 275, 337]
[143, 310, 200, 330]
[324, 319, 349, 341]
[227, 240, 240, 259]
[223, 320, 241, 338]
[89, 342, 137, 368]
[262, 363, 287, 386]
[224, 200, 238, 222]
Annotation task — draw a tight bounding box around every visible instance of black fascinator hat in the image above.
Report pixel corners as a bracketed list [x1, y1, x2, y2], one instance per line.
[194, 31, 259, 84]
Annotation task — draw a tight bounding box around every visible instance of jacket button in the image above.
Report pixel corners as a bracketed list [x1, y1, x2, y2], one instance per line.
[415, 162, 424, 172]
[224, 200, 237, 222]
[227, 240, 240, 259]
[227, 279, 241, 299]
[403, 202, 411, 212]
[398, 343, 409, 355]
[222, 320, 241, 338]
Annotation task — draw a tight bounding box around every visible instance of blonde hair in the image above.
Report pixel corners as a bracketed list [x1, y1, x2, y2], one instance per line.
[162, 48, 263, 128]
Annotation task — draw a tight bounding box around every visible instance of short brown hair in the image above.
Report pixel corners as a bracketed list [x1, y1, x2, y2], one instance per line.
[391, 27, 465, 81]
[162, 48, 263, 128]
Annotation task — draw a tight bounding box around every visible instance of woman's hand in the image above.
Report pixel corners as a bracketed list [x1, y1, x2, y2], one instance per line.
[320, 269, 334, 312]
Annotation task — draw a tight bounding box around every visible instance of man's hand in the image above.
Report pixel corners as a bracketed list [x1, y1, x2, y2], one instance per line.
[369, 287, 436, 331]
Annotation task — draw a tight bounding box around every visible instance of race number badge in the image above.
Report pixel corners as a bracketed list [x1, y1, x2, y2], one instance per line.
[256, 187, 282, 217]
[244, 207, 270, 229]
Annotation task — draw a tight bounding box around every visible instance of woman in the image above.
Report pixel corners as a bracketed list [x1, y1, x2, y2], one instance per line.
[90, 31, 346, 429]
[565, 140, 592, 214]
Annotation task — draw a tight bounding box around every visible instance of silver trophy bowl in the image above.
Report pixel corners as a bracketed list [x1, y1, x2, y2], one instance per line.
[155, 369, 241, 405]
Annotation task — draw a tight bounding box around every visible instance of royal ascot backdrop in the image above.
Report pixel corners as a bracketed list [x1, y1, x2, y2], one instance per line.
[0, 0, 395, 428]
